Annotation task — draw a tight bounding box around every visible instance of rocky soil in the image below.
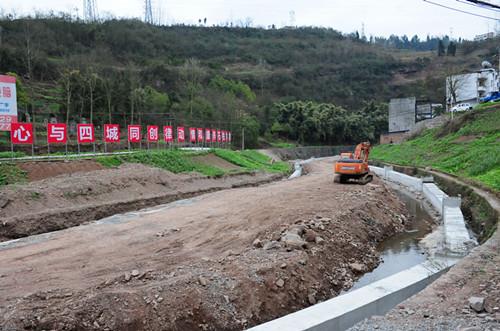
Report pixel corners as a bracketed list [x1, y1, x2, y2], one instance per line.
[0, 159, 408, 330]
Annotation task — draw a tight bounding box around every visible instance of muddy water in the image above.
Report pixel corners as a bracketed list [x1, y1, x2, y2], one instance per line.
[347, 190, 434, 292]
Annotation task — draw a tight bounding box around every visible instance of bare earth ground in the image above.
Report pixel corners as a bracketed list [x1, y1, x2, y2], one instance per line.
[17, 160, 105, 182]
[0, 158, 407, 330]
[0, 162, 281, 242]
[350, 173, 500, 331]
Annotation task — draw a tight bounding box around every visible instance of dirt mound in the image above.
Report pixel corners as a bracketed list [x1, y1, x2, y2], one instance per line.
[191, 154, 241, 170]
[17, 159, 105, 181]
[0, 163, 281, 242]
[0, 159, 408, 330]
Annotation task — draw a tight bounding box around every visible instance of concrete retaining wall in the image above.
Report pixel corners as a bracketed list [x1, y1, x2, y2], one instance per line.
[248, 259, 456, 331]
[370, 166, 472, 254]
[265, 146, 354, 161]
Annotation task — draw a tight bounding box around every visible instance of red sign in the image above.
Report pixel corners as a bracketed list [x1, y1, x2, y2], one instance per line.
[212, 129, 216, 142]
[147, 125, 159, 142]
[222, 131, 226, 143]
[205, 128, 211, 143]
[228, 131, 232, 142]
[0, 75, 17, 131]
[217, 130, 222, 143]
[197, 128, 203, 142]
[189, 128, 196, 143]
[164, 126, 173, 143]
[104, 124, 120, 143]
[47, 123, 67, 144]
[77, 124, 95, 143]
[177, 127, 185, 143]
[10, 123, 33, 145]
[128, 125, 142, 143]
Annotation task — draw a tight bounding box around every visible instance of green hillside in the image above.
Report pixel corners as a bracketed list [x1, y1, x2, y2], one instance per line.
[0, 17, 498, 148]
[372, 104, 500, 191]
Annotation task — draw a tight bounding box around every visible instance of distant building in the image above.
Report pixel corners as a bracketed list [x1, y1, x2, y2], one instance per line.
[380, 97, 441, 144]
[446, 62, 499, 108]
[473, 32, 495, 42]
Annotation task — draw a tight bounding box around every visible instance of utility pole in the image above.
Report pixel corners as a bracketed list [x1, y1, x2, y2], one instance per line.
[145, 0, 154, 24]
[83, 0, 98, 22]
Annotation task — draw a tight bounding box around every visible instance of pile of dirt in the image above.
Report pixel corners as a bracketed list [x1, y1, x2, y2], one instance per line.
[0, 163, 281, 242]
[17, 160, 105, 182]
[0, 159, 408, 330]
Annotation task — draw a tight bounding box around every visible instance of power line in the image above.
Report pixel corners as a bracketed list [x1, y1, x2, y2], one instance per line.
[456, 0, 500, 11]
[464, 0, 500, 10]
[423, 0, 500, 20]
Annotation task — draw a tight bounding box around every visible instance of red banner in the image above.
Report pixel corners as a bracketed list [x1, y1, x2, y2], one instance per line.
[47, 123, 67, 144]
[228, 131, 232, 142]
[205, 128, 211, 143]
[222, 131, 227, 143]
[164, 126, 173, 142]
[11, 123, 33, 145]
[147, 125, 159, 142]
[197, 128, 204, 142]
[128, 125, 142, 143]
[77, 124, 95, 144]
[189, 128, 196, 143]
[217, 130, 222, 143]
[177, 127, 185, 143]
[212, 129, 216, 142]
[104, 124, 120, 143]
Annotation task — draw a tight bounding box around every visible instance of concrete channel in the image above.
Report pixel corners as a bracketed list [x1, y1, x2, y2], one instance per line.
[248, 165, 473, 331]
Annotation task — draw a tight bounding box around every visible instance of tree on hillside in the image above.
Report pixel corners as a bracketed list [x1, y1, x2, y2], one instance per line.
[447, 42, 456, 56]
[85, 68, 100, 124]
[180, 58, 204, 117]
[59, 69, 81, 126]
[438, 40, 445, 56]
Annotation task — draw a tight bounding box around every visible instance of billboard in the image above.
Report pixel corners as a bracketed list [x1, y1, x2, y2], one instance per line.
[0, 75, 18, 131]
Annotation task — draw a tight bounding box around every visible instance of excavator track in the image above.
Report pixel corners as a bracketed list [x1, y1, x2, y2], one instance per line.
[358, 173, 373, 185]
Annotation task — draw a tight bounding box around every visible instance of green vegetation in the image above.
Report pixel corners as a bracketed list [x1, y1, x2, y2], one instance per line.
[97, 150, 225, 177]
[96, 149, 290, 177]
[0, 163, 27, 186]
[372, 105, 500, 191]
[0, 151, 27, 159]
[214, 149, 290, 173]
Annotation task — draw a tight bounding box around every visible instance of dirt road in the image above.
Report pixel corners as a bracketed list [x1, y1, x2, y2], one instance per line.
[0, 158, 407, 330]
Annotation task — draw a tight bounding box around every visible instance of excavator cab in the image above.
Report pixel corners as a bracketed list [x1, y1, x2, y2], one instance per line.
[334, 142, 373, 185]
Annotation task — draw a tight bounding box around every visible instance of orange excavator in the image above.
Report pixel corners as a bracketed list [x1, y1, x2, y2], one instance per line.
[334, 142, 373, 185]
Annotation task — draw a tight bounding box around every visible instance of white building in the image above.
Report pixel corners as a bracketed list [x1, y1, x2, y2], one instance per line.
[446, 62, 499, 108]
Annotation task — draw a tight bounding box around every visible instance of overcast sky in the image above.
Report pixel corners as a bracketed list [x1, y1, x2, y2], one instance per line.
[1, 0, 499, 39]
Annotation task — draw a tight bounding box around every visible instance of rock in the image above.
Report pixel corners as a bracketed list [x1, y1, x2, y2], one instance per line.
[0, 197, 9, 209]
[198, 276, 208, 286]
[224, 295, 230, 304]
[288, 225, 306, 236]
[349, 263, 366, 274]
[275, 279, 285, 288]
[469, 296, 485, 313]
[315, 236, 325, 244]
[303, 230, 318, 242]
[308, 293, 316, 305]
[253, 239, 263, 248]
[263, 241, 281, 250]
[131, 270, 140, 277]
[124, 273, 131, 282]
[280, 263, 287, 269]
[298, 259, 307, 266]
[282, 232, 307, 249]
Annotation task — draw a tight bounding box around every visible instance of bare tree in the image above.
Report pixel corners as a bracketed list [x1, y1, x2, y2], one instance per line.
[59, 69, 81, 126]
[85, 68, 100, 124]
[180, 58, 204, 116]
